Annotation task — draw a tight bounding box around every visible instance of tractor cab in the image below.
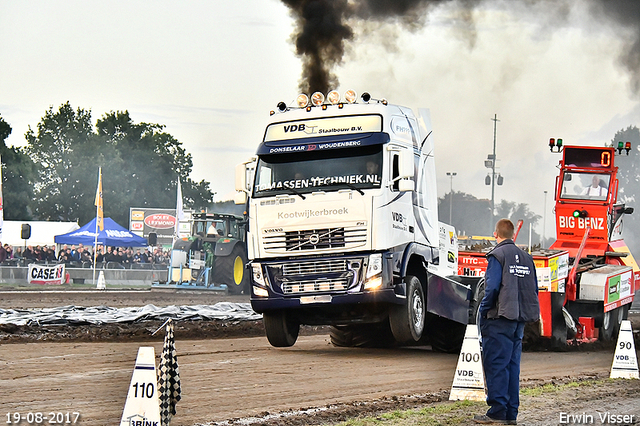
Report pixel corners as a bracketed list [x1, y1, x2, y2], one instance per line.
[192, 212, 246, 242]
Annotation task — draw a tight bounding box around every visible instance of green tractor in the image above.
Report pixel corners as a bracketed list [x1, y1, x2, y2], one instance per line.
[168, 212, 250, 294]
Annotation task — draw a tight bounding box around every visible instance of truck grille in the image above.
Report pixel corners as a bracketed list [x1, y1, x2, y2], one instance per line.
[273, 258, 358, 295]
[282, 278, 350, 294]
[283, 259, 347, 275]
[263, 226, 367, 252]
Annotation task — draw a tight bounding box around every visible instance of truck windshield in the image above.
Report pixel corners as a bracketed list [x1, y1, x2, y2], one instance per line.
[560, 172, 610, 201]
[253, 144, 383, 197]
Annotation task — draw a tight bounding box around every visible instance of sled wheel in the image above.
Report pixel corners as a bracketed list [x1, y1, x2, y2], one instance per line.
[599, 306, 624, 342]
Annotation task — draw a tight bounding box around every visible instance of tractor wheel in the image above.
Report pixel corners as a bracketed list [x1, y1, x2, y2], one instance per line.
[389, 275, 425, 344]
[599, 306, 625, 342]
[216, 244, 250, 295]
[263, 311, 299, 347]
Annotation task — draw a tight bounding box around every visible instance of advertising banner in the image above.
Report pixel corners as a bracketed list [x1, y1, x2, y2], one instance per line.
[129, 208, 190, 246]
[28, 264, 66, 285]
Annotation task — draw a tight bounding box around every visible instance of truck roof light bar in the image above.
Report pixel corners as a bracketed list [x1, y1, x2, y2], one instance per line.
[327, 90, 340, 105]
[296, 93, 309, 108]
[311, 92, 325, 106]
[344, 90, 357, 103]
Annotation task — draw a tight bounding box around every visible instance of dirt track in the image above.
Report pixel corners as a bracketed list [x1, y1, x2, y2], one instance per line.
[1, 289, 639, 426]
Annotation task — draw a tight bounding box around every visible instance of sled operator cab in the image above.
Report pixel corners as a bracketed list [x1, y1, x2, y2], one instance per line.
[545, 139, 638, 344]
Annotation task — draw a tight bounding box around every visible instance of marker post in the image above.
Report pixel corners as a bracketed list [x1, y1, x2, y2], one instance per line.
[450, 324, 486, 401]
[610, 320, 639, 379]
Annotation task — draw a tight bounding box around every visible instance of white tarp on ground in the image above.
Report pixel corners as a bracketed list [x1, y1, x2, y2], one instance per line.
[0, 302, 261, 326]
[3, 220, 80, 247]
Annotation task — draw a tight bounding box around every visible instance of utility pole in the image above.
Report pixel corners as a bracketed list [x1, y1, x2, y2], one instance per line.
[490, 114, 499, 230]
[446, 172, 457, 224]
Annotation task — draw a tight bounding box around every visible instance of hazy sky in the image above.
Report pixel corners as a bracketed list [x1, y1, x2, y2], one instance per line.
[1, 0, 639, 239]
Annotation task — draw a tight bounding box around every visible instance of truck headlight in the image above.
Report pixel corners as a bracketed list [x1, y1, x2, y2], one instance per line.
[252, 263, 269, 297]
[364, 253, 383, 291]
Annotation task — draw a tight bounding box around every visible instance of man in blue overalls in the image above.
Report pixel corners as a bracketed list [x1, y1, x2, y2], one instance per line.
[474, 219, 540, 425]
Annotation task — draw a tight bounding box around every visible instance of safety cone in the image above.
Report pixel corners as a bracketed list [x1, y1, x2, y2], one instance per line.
[120, 347, 161, 426]
[450, 324, 486, 401]
[610, 320, 639, 379]
[96, 271, 106, 290]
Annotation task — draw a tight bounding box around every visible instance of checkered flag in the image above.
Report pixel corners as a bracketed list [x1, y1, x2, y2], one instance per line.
[157, 319, 181, 426]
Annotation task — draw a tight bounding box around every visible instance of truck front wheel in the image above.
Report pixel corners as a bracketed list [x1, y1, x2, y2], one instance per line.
[389, 275, 425, 344]
[263, 311, 299, 347]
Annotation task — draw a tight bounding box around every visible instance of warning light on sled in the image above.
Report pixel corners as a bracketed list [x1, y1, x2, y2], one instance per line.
[573, 209, 588, 218]
[549, 138, 563, 152]
[619, 141, 632, 155]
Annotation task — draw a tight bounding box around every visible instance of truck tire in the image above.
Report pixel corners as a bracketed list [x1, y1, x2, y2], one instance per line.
[428, 314, 466, 353]
[469, 278, 485, 325]
[389, 275, 425, 344]
[216, 244, 250, 295]
[263, 311, 299, 347]
[330, 321, 396, 348]
[599, 306, 624, 342]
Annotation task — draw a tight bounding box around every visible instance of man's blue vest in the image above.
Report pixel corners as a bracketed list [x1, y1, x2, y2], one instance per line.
[486, 239, 540, 322]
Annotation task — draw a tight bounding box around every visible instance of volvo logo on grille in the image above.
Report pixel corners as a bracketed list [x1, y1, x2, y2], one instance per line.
[308, 234, 320, 245]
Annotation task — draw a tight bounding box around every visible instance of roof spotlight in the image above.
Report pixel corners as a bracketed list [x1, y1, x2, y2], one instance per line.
[311, 92, 325, 106]
[296, 93, 309, 108]
[344, 90, 357, 103]
[277, 102, 287, 112]
[327, 90, 340, 105]
[361, 92, 371, 102]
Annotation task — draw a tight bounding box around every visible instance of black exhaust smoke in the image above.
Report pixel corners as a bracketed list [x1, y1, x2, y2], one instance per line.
[282, 0, 640, 97]
[281, 0, 354, 95]
[588, 0, 640, 95]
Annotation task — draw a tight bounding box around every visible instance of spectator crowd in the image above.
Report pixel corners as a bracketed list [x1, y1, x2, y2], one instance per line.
[0, 241, 171, 268]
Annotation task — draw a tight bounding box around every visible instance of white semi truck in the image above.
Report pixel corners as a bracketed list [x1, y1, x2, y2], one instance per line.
[235, 91, 480, 351]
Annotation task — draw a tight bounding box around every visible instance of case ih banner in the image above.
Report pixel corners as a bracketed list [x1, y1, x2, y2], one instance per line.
[28, 264, 66, 285]
[129, 208, 177, 245]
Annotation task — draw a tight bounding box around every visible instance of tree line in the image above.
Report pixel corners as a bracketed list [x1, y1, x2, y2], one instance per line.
[2, 102, 638, 256]
[0, 102, 214, 227]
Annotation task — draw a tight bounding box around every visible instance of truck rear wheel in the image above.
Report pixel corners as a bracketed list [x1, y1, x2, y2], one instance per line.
[216, 244, 250, 295]
[330, 321, 396, 348]
[428, 314, 466, 353]
[263, 311, 299, 347]
[389, 275, 425, 344]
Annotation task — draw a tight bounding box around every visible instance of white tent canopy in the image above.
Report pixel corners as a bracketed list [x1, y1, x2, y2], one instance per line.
[2, 220, 80, 247]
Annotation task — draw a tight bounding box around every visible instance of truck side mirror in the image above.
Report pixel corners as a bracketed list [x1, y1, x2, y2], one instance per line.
[235, 158, 256, 205]
[235, 162, 247, 192]
[398, 179, 414, 192]
[399, 149, 414, 179]
[235, 191, 247, 205]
